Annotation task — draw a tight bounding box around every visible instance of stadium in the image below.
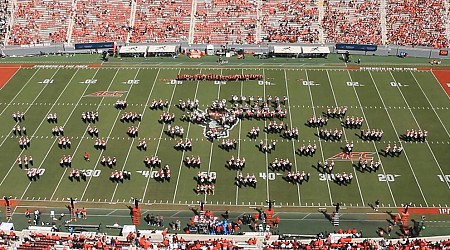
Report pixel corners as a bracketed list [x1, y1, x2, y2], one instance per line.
[0, 0, 449, 249]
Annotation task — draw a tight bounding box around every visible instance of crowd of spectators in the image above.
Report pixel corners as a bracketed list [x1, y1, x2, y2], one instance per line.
[0, 0, 9, 46]
[9, 0, 71, 45]
[72, 0, 131, 43]
[321, 0, 382, 45]
[193, 0, 257, 44]
[386, 0, 449, 48]
[265, 237, 450, 250]
[261, 0, 319, 43]
[0, 0, 449, 47]
[130, 0, 191, 43]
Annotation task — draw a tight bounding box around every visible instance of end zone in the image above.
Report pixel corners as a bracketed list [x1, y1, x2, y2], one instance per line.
[0, 66, 20, 90]
[431, 69, 450, 98]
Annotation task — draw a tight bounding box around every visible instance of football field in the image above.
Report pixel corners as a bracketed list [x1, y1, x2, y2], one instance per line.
[0, 63, 449, 214]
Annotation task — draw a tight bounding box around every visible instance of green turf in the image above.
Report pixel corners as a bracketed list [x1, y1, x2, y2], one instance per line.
[0, 61, 449, 235]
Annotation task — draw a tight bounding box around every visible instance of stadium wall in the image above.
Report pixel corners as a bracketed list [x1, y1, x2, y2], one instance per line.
[1, 43, 449, 60]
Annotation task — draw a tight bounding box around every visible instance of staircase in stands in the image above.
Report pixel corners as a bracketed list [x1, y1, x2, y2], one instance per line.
[379, 0, 388, 45]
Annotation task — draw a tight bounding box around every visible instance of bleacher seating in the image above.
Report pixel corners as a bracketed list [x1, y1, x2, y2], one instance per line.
[130, 0, 192, 43]
[0, 0, 448, 47]
[193, 0, 257, 44]
[8, 0, 72, 45]
[261, 0, 319, 43]
[321, 0, 382, 45]
[0, 0, 9, 46]
[71, 0, 131, 43]
[386, 0, 449, 48]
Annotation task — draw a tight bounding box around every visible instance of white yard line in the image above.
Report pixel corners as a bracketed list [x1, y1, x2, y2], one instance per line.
[204, 69, 223, 203]
[50, 68, 116, 200]
[388, 71, 450, 191]
[169, 71, 201, 203]
[235, 69, 244, 205]
[283, 69, 301, 206]
[304, 69, 334, 205]
[410, 72, 450, 137]
[80, 69, 139, 201]
[109, 69, 160, 202]
[262, 68, 270, 201]
[368, 71, 429, 206]
[0, 69, 61, 188]
[141, 68, 181, 202]
[0, 69, 42, 148]
[341, 69, 396, 206]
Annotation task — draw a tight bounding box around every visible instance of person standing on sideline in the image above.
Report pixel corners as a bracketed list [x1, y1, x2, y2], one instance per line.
[374, 200, 380, 211]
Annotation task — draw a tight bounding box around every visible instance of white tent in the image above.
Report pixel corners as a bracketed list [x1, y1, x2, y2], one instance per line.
[119, 46, 148, 57]
[302, 46, 330, 54]
[0, 223, 14, 232]
[147, 45, 178, 53]
[273, 45, 302, 54]
[147, 45, 179, 57]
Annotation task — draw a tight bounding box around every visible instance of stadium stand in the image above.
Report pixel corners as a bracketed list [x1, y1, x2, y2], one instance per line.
[0, 0, 9, 46]
[321, 0, 382, 45]
[386, 0, 449, 48]
[193, 0, 257, 44]
[261, 0, 319, 43]
[8, 0, 72, 45]
[130, 0, 192, 43]
[0, 0, 449, 47]
[71, 0, 132, 43]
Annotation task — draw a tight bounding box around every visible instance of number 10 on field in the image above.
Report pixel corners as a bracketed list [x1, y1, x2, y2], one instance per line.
[437, 174, 450, 182]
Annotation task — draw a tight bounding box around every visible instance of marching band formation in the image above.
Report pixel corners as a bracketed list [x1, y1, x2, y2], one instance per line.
[319, 128, 342, 141]
[127, 126, 139, 137]
[12, 111, 25, 122]
[384, 144, 403, 157]
[68, 169, 87, 181]
[235, 172, 257, 188]
[404, 129, 428, 142]
[149, 99, 169, 110]
[46, 113, 58, 123]
[219, 139, 237, 151]
[360, 129, 384, 141]
[306, 116, 328, 128]
[177, 74, 263, 81]
[269, 158, 292, 171]
[51, 126, 64, 136]
[12, 125, 26, 135]
[343, 116, 364, 129]
[115, 100, 127, 109]
[297, 144, 317, 156]
[120, 112, 142, 123]
[284, 171, 310, 184]
[100, 156, 117, 168]
[144, 155, 161, 168]
[8, 76, 430, 197]
[177, 99, 198, 111]
[18, 136, 31, 149]
[166, 125, 184, 137]
[137, 139, 147, 151]
[81, 111, 99, 123]
[57, 136, 72, 148]
[227, 156, 246, 170]
[184, 155, 201, 168]
[110, 170, 131, 182]
[17, 155, 33, 167]
[153, 165, 171, 182]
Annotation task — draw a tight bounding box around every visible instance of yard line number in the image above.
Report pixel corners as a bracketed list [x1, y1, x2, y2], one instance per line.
[437, 174, 450, 183]
[39, 79, 54, 84]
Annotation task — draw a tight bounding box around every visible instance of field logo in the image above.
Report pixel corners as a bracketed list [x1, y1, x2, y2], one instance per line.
[84, 91, 128, 97]
[197, 107, 240, 139]
[327, 151, 375, 161]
